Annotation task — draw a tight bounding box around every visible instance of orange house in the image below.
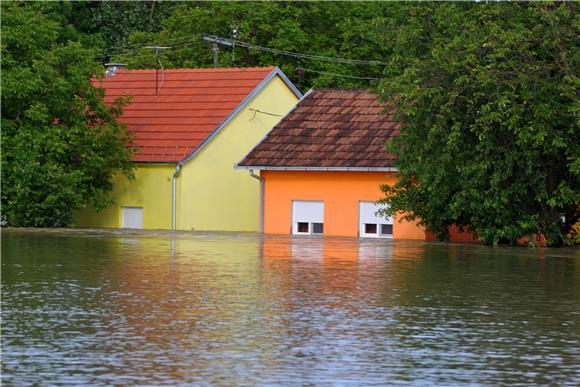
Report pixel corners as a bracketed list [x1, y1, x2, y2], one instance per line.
[238, 89, 477, 241]
[236, 89, 430, 239]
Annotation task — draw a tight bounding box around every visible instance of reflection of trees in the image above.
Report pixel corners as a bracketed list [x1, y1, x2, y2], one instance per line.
[4, 231, 578, 385]
[388, 243, 580, 385]
[2, 230, 124, 315]
[391, 243, 579, 309]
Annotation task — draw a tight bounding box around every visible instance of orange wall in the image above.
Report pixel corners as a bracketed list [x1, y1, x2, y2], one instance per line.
[426, 225, 479, 243]
[262, 171, 426, 239]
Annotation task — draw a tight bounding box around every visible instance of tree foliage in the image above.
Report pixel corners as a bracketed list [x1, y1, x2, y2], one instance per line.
[3, 1, 577, 244]
[70, 1, 177, 52]
[107, 2, 393, 89]
[377, 3, 579, 246]
[1, 2, 134, 227]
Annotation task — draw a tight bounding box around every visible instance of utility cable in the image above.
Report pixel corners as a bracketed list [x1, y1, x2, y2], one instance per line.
[297, 67, 381, 81]
[145, 46, 170, 95]
[97, 40, 206, 61]
[103, 40, 204, 57]
[157, 51, 165, 95]
[203, 34, 388, 66]
[102, 35, 201, 54]
[249, 108, 283, 117]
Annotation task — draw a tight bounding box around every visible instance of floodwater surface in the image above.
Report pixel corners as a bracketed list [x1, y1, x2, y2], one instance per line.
[2, 229, 579, 386]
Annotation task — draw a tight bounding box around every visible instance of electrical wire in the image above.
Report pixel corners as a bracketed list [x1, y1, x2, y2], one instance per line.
[102, 35, 201, 54]
[158, 51, 165, 95]
[97, 40, 206, 61]
[248, 108, 283, 117]
[203, 34, 388, 66]
[101, 34, 387, 69]
[99, 34, 387, 84]
[297, 67, 380, 81]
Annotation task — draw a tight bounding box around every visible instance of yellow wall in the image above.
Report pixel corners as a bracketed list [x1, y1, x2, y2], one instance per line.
[74, 164, 174, 229]
[75, 74, 298, 231]
[177, 75, 298, 232]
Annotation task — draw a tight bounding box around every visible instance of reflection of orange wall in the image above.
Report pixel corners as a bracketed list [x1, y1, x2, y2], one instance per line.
[262, 171, 425, 239]
[426, 225, 479, 243]
[518, 233, 547, 247]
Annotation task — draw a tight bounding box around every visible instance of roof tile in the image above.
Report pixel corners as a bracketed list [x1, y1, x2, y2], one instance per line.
[97, 67, 275, 162]
[239, 89, 398, 168]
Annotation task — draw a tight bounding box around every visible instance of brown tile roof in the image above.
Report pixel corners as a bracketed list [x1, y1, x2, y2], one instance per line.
[238, 89, 399, 169]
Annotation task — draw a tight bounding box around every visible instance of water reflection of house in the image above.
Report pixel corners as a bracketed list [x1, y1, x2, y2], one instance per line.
[75, 67, 301, 232]
[260, 236, 393, 306]
[110, 235, 279, 380]
[238, 89, 476, 242]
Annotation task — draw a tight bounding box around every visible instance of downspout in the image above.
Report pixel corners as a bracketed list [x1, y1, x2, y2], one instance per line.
[249, 169, 264, 234]
[172, 163, 182, 230]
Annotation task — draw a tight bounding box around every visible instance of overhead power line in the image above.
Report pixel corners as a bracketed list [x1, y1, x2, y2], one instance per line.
[97, 40, 206, 61]
[102, 36, 201, 55]
[202, 34, 388, 66]
[297, 67, 380, 81]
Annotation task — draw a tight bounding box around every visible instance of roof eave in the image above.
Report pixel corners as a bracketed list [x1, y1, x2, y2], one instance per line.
[234, 165, 398, 172]
[133, 160, 179, 165]
[178, 67, 302, 166]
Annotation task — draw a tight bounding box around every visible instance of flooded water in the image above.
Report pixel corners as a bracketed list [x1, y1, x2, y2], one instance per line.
[2, 229, 579, 386]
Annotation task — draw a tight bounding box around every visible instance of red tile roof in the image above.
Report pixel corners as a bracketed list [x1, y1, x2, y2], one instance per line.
[97, 67, 277, 162]
[238, 89, 399, 169]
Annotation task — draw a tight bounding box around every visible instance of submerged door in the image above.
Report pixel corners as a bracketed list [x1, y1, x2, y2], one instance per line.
[122, 207, 143, 229]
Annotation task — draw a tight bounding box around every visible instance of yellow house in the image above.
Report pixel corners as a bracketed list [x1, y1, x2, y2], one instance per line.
[75, 66, 301, 231]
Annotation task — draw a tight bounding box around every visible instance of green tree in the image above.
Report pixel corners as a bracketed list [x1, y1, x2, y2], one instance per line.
[70, 0, 178, 55]
[1, 2, 134, 227]
[378, 3, 579, 246]
[108, 1, 393, 89]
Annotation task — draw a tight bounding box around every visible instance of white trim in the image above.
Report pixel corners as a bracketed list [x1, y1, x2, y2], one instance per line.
[180, 67, 302, 166]
[236, 166, 397, 172]
[171, 163, 182, 230]
[358, 201, 393, 239]
[294, 222, 311, 235]
[248, 170, 264, 234]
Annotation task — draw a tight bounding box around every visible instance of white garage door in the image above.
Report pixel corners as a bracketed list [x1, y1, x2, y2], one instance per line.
[122, 207, 143, 229]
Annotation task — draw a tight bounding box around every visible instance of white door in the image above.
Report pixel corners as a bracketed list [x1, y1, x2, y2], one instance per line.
[122, 207, 143, 229]
[359, 201, 392, 238]
[292, 201, 324, 235]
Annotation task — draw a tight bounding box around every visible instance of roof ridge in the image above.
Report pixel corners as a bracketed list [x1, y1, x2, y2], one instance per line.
[114, 66, 276, 73]
[312, 88, 373, 92]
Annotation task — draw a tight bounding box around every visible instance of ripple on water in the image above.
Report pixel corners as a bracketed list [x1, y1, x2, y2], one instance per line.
[1, 230, 579, 385]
